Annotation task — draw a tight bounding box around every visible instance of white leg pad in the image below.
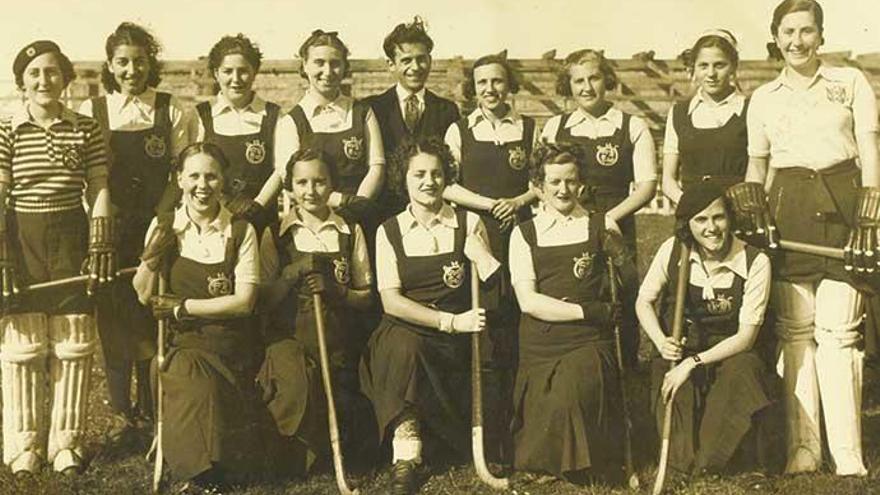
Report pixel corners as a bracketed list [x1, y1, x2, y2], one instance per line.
[772, 281, 822, 473]
[0, 313, 49, 473]
[47, 314, 96, 472]
[392, 413, 422, 464]
[814, 280, 867, 477]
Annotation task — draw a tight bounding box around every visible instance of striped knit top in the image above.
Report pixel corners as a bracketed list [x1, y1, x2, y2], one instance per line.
[0, 105, 108, 213]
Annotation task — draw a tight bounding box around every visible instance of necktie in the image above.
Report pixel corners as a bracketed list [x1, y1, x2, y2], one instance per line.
[404, 94, 420, 132]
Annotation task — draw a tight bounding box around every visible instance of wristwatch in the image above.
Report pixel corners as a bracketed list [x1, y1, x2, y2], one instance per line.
[691, 354, 703, 368]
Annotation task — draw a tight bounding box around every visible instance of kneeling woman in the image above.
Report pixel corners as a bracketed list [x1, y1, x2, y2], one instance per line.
[133, 142, 259, 490]
[360, 136, 499, 495]
[635, 183, 775, 475]
[508, 142, 629, 481]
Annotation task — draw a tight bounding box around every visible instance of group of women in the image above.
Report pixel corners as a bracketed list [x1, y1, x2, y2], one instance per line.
[0, 0, 877, 493]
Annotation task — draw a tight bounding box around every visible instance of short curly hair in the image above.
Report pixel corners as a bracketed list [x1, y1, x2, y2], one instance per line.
[283, 147, 337, 191]
[387, 135, 457, 201]
[383, 16, 434, 59]
[207, 34, 263, 95]
[462, 53, 520, 100]
[100, 22, 162, 93]
[555, 49, 618, 96]
[529, 141, 588, 187]
[298, 29, 351, 80]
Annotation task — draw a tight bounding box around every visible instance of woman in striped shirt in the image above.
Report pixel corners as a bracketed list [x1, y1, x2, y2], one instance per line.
[0, 40, 112, 476]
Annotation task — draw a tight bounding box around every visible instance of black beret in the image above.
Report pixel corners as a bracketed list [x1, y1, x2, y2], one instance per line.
[675, 182, 725, 221]
[13, 40, 65, 81]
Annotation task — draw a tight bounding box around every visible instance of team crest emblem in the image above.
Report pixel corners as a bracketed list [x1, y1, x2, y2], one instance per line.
[333, 257, 351, 285]
[245, 139, 266, 165]
[342, 136, 364, 161]
[442, 260, 465, 289]
[144, 134, 167, 159]
[508, 146, 527, 170]
[572, 251, 595, 280]
[206, 272, 233, 297]
[825, 85, 847, 105]
[705, 294, 733, 315]
[595, 143, 619, 166]
[58, 145, 84, 170]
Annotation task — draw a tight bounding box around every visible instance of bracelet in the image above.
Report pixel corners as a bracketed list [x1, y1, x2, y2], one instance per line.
[174, 300, 191, 321]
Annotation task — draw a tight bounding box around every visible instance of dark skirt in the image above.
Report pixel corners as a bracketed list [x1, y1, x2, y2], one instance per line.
[650, 351, 777, 473]
[511, 322, 623, 476]
[159, 327, 264, 481]
[97, 215, 156, 362]
[359, 316, 471, 452]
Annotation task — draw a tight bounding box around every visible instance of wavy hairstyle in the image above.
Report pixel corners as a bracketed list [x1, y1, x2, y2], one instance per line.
[298, 29, 351, 80]
[100, 22, 162, 93]
[383, 16, 434, 59]
[462, 52, 520, 100]
[387, 135, 457, 201]
[555, 49, 618, 96]
[208, 34, 263, 94]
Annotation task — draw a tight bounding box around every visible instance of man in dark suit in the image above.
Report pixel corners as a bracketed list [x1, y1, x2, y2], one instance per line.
[366, 16, 461, 221]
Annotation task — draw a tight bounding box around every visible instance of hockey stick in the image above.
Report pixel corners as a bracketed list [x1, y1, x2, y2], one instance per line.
[470, 261, 509, 490]
[313, 291, 359, 495]
[152, 270, 167, 493]
[608, 260, 639, 490]
[20, 266, 138, 293]
[652, 241, 692, 495]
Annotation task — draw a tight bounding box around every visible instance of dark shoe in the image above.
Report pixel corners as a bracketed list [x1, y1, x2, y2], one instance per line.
[390, 460, 419, 495]
[106, 412, 136, 442]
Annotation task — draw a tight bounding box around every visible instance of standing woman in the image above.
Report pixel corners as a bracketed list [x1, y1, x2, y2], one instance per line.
[509, 142, 628, 482]
[442, 53, 536, 464]
[79, 21, 192, 437]
[662, 30, 748, 203]
[0, 40, 112, 475]
[133, 142, 259, 491]
[271, 29, 385, 224]
[360, 136, 499, 495]
[541, 49, 658, 368]
[732, 0, 879, 476]
[192, 34, 282, 234]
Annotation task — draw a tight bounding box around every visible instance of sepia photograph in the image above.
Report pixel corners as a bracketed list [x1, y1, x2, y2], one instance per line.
[0, 0, 878, 493]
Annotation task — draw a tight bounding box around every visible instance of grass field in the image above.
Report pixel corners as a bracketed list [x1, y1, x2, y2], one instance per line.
[4, 214, 880, 494]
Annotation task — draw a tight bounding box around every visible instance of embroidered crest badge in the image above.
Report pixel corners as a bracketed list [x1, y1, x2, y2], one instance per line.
[595, 143, 619, 167]
[342, 136, 364, 161]
[333, 257, 351, 285]
[144, 134, 167, 159]
[206, 272, 233, 297]
[572, 251, 595, 280]
[245, 139, 266, 165]
[508, 145, 527, 170]
[825, 85, 847, 105]
[442, 260, 465, 289]
[705, 294, 734, 315]
[58, 145, 84, 170]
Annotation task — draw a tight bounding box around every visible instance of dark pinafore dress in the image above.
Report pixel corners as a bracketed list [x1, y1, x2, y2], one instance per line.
[288, 100, 375, 225]
[158, 218, 257, 481]
[92, 93, 174, 362]
[196, 101, 280, 234]
[650, 241, 777, 473]
[359, 209, 471, 453]
[257, 219, 376, 468]
[511, 214, 624, 477]
[555, 111, 635, 247]
[555, 111, 640, 368]
[671, 99, 749, 192]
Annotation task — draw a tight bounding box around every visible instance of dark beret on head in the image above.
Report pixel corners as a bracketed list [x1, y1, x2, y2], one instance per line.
[675, 182, 725, 221]
[14, 40, 65, 80]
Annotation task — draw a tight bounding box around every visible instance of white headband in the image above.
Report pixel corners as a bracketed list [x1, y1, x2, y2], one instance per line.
[696, 29, 739, 51]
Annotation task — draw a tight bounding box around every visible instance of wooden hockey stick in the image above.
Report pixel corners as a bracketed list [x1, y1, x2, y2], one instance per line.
[470, 261, 509, 490]
[150, 269, 167, 493]
[608, 260, 639, 490]
[652, 241, 692, 495]
[21, 266, 137, 293]
[313, 292, 359, 495]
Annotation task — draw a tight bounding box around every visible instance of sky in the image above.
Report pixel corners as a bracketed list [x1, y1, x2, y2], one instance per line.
[0, 0, 877, 74]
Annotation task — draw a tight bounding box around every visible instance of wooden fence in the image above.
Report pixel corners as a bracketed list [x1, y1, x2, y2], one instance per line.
[4, 53, 879, 215]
